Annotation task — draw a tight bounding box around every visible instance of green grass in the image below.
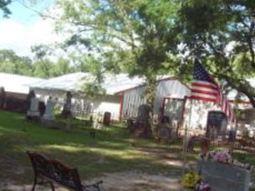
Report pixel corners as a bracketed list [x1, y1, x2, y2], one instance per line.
[0, 111, 183, 185]
[2, 110, 254, 188]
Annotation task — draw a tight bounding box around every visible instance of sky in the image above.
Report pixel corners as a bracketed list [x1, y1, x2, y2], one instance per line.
[0, 0, 59, 58]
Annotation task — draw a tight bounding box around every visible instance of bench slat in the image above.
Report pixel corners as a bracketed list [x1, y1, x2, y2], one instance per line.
[27, 151, 102, 191]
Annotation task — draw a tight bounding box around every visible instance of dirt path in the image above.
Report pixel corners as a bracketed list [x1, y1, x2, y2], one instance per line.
[1, 146, 186, 190]
[1, 171, 182, 191]
[93, 171, 182, 191]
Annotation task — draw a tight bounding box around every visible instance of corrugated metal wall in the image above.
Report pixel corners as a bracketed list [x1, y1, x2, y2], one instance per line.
[32, 88, 121, 120]
[121, 79, 190, 118]
[122, 86, 146, 118]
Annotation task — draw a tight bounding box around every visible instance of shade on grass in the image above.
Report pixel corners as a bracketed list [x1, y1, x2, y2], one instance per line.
[0, 111, 183, 185]
[1, 110, 254, 188]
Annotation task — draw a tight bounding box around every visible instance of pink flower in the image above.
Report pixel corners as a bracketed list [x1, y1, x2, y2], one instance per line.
[198, 182, 211, 191]
[211, 150, 232, 163]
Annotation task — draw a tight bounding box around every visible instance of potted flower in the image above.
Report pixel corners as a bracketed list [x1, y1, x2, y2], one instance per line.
[181, 171, 201, 189]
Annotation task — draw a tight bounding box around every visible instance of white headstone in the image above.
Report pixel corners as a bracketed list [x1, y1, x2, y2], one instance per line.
[198, 160, 251, 191]
[27, 97, 40, 117]
[42, 97, 56, 121]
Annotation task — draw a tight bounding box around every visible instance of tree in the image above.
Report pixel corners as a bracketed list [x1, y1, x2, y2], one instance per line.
[32, 60, 54, 78]
[31, 45, 55, 78]
[73, 55, 105, 83]
[0, 49, 33, 75]
[0, 0, 39, 17]
[0, 0, 12, 17]
[56, 0, 181, 108]
[52, 58, 74, 76]
[57, 0, 255, 108]
[72, 54, 107, 97]
[178, 0, 255, 106]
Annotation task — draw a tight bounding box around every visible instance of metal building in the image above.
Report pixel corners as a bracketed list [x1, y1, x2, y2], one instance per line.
[118, 77, 191, 122]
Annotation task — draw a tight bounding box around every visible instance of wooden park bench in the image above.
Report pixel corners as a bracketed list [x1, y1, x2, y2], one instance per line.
[27, 151, 103, 191]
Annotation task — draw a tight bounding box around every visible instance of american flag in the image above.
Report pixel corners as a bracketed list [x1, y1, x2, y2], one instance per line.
[191, 60, 235, 122]
[219, 92, 235, 122]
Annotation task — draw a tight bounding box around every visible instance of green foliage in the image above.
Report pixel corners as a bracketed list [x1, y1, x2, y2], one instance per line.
[181, 171, 201, 188]
[2, 0, 255, 108]
[31, 45, 51, 60]
[32, 59, 54, 78]
[178, 0, 255, 106]
[31, 44, 74, 78]
[0, 0, 11, 17]
[56, 0, 182, 106]
[52, 58, 74, 76]
[74, 55, 105, 83]
[0, 49, 33, 76]
[0, 46, 73, 78]
[81, 82, 106, 99]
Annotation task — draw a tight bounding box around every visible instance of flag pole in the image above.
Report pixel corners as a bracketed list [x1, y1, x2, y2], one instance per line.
[182, 97, 193, 174]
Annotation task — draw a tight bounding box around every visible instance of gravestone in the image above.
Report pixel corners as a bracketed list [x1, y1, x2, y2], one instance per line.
[26, 90, 35, 111]
[38, 101, 46, 116]
[198, 160, 250, 191]
[137, 104, 151, 122]
[0, 87, 5, 109]
[206, 111, 228, 140]
[133, 104, 152, 138]
[61, 91, 72, 118]
[157, 116, 172, 141]
[42, 97, 56, 121]
[26, 95, 40, 120]
[103, 112, 111, 126]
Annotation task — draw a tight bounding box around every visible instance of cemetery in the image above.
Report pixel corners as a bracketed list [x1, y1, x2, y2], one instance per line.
[0, 1, 255, 191]
[0, 66, 255, 190]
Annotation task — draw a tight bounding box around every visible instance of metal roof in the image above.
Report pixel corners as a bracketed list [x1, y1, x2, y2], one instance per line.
[0, 73, 45, 94]
[30, 72, 175, 95]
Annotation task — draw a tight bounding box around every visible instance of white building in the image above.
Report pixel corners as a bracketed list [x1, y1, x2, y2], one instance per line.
[118, 77, 191, 121]
[0, 72, 45, 95]
[0, 73, 45, 112]
[0, 72, 253, 130]
[30, 72, 192, 121]
[30, 72, 247, 129]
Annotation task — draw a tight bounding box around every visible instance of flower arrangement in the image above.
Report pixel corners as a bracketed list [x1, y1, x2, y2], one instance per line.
[195, 180, 211, 191]
[209, 150, 232, 163]
[181, 171, 201, 188]
[200, 149, 253, 170]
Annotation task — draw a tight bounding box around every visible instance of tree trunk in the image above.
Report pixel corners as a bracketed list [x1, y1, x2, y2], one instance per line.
[144, 76, 157, 113]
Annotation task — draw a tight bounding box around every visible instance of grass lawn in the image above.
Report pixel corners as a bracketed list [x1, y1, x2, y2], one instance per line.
[0, 111, 185, 186]
[1, 110, 255, 190]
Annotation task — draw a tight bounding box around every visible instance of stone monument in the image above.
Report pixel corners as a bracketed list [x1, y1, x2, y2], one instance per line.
[61, 91, 72, 118]
[42, 97, 56, 121]
[198, 160, 251, 191]
[26, 91, 40, 120]
[26, 90, 35, 111]
[156, 116, 172, 141]
[0, 87, 6, 109]
[133, 104, 152, 138]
